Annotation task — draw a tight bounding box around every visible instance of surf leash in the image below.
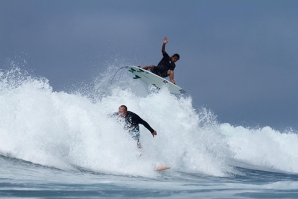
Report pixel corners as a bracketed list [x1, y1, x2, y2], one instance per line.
[109, 66, 128, 84]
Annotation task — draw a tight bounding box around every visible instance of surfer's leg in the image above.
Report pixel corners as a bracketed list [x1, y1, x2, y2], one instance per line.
[137, 141, 142, 149]
[142, 65, 154, 71]
[129, 126, 141, 149]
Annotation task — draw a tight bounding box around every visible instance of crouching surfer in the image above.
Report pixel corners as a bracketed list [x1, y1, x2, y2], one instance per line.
[112, 105, 157, 148]
[141, 36, 180, 84]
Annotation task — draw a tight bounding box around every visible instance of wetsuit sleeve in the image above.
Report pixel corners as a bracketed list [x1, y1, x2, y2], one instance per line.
[130, 111, 155, 133]
[139, 118, 155, 133]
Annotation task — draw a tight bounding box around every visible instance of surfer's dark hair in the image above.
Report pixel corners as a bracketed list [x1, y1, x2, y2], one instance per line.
[173, 53, 180, 60]
[120, 105, 127, 111]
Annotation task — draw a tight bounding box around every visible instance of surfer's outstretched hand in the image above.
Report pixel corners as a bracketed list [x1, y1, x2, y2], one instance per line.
[152, 130, 157, 137]
[163, 37, 168, 44]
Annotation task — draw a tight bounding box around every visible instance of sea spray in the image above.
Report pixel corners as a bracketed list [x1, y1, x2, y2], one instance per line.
[0, 67, 233, 177]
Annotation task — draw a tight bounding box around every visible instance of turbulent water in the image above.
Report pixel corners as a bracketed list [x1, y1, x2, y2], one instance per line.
[1, 67, 298, 198]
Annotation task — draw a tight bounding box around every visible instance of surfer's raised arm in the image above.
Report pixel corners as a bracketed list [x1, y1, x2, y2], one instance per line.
[162, 36, 168, 54]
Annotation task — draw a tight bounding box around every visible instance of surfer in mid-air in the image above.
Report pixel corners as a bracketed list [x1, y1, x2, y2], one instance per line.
[141, 36, 180, 84]
[114, 105, 157, 148]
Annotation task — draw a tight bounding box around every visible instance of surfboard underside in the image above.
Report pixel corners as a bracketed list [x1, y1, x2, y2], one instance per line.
[128, 66, 186, 94]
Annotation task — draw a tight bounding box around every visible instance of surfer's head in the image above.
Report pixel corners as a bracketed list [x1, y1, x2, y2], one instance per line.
[118, 105, 127, 117]
[171, 54, 180, 62]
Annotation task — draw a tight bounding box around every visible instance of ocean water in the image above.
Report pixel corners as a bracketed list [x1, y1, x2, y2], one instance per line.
[1, 67, 298, 198]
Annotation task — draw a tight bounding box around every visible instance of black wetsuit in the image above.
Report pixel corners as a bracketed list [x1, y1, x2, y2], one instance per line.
[151, 52, 176, 78]
[113, 111, 154, 141]
[123, 111, 154, 133]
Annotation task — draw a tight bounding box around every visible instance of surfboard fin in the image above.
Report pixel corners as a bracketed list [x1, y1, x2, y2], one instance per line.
[179, 89, 187, 94]
[133, 75, 140, 79]
[129, 68, 136, 72]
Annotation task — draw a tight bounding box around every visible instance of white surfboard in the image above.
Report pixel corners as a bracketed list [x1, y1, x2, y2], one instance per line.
[128, 66, 186, 94]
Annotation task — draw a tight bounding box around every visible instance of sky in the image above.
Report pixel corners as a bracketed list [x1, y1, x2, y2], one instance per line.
[1, 0, 298, 130]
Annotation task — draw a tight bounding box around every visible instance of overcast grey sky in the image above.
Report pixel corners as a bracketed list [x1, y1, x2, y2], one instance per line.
[1, 0, 298, 130]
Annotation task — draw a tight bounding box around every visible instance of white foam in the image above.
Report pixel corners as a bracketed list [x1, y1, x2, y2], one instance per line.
[220, 123, 298, 173]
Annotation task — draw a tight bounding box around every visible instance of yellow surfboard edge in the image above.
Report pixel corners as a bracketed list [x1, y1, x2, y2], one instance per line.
[155, 166, 170, 171]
